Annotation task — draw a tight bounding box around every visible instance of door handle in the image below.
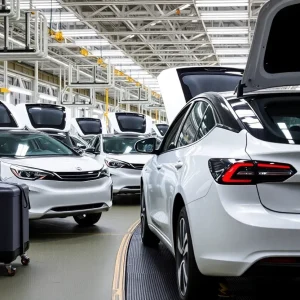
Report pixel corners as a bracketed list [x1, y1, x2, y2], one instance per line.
[157, 164, 162, 170]
[174, 161, 183, 169]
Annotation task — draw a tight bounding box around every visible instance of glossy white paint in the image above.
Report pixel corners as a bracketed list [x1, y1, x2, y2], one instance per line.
[242, 0, 300, 93]
[0, 155, 112, 219]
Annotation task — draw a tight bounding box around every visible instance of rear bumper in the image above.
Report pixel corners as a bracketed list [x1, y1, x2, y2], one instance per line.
[187, 183, 300, 277]
[110, 168, 141, 194]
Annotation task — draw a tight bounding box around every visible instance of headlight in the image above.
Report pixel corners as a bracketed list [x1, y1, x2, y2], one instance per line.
[105, 158, 131, 169]
[10, 165, 54, 181]
[100, 166, 110, 178]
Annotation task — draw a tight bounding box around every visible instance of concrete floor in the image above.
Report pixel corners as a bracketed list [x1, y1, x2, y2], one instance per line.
[0, 197, 140, 300]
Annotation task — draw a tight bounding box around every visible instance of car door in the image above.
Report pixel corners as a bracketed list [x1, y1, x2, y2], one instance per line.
[147, 104, 192, 240]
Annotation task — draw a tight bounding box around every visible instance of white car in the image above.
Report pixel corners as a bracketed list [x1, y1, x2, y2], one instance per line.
[87, 134, 153, 195]
[135, 1, 300, 298]
[0, 130, 112, 226]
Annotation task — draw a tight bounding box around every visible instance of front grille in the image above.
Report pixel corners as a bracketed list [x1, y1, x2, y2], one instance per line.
[131, 163, 144, 170]
[55, 170, 100, 181]
[51, 203, 104, 212]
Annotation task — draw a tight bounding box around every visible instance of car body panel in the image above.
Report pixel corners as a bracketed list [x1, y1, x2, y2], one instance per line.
[242, 0, 300, 93]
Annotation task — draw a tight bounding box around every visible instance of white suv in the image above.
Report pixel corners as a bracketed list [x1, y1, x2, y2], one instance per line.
[135, 1, 300, 299]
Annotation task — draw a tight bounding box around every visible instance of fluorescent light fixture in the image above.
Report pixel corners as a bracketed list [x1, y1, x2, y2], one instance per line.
[62, 30, 97, 37]
[43, 12, 80, 22]
[128, 34, 135, 38]
[115, 66, 141, 70]
[196, 0, 248, 7]
[200, 11, 248, 20]
[216, 48, 249, 55]
[20, 0, 61, 9]
[75, 39, 109, 46]
[39, 93, 57, 102]
[9, 86, 32, 96]
[192, 20, 198, 23]
[219, 57, 248, 64]
[91, 50, 125, 57]
[207, 27, 248, 35]
[211, 37, 249, 44]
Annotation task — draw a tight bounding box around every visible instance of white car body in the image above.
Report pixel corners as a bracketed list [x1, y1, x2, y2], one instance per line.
[139, 0, 300, 297]
[0, 103, 112, 222]
[87, 134, 153, 194]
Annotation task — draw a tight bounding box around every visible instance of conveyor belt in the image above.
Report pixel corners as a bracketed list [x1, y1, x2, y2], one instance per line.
[126, 225, 300, 300]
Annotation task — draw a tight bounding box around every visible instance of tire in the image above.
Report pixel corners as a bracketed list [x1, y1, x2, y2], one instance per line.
[175, 207, 215, 300]
[140, 190, 160, 247]
[73, 213, 102, 226]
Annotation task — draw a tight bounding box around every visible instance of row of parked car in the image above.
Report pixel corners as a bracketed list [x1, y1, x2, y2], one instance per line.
[0, 101, 168, 226]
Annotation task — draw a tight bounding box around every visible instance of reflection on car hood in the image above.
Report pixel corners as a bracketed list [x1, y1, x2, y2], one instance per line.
[1, 156, 103, 172]
[106, 153, 153, 164]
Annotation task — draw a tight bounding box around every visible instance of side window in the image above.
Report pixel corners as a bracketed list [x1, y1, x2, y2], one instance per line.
[162, 105, 191, 152]
[177, 101, 208, 147]
[197, 105, 216, 140]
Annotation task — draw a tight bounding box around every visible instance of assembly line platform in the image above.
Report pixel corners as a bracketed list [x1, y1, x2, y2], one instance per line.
[125, 225, 300, 300]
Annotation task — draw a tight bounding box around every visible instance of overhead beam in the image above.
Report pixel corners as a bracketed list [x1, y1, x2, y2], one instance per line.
[62, 1, 192, 6]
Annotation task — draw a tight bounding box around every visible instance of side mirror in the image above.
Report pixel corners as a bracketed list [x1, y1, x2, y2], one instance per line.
[135, 138, 157, 154]
[85, 147, 100, 155]
[167, 142, 176, 151]
[77, 144, 87, 150]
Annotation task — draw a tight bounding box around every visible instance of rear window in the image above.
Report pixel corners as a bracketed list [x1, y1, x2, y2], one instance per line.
[77, 118, 102, 135]
[26, 104, 66, 130]
[177, 69, 242, 101]
[230, 97, 300, 145]
[0, 103, 17, 127]
[156, 124, 169, 136]
[116, 113, 146, 133]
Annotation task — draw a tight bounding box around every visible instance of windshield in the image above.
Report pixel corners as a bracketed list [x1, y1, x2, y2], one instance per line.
[0, 132, 76, 157]
[156, 124, 169, 136]
[103, 136, 143, 154]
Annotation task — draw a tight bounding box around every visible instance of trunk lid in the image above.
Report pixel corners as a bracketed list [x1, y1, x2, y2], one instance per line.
[157, 67, 243, 123]
[242, 0, 300, 93]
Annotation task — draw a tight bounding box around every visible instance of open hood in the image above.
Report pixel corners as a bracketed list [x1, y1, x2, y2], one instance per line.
[242, 0, 300, 93]
[158, 66, 243, 123]
[15, 103, 71, 133]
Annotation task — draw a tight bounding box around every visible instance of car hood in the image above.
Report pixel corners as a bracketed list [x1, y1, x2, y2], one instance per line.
[242, 0, 300, 93]
[1, 156, 103, 172]
[106, 153, 153, 164]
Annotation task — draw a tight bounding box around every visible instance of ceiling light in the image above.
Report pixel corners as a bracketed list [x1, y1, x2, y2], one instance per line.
[211, 37, 249, 44]
[195, 0, 248, 7]
[43, 12, 80, 22]
[75, 40, 109, 46]
[62, 30, 97, 37]
[128, 34, 135, 38]
[207, 27, 248, 35]
[219, 57, 248, 64]
[216, 48, 249, 55]
[192, 20, 198, 23]
[91, 50, 125, 57]
[200, 11, 248, 20]
[20, 0, 61, 9]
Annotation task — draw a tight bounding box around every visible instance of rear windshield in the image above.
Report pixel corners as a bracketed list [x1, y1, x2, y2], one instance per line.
[77, 118, 102, 135]
[230, 97, 300, 145]
[178, 71, 242, 101]
[26, 105, 66, 130]
[0, 103, 17, 127]
[156, 124, 169, 136]
[103, 136, 142, 154]
[116, 113, 146, 133]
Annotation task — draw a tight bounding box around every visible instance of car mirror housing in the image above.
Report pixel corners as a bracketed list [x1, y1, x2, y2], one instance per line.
[135, 138, 157, 154]
[85, 147, 100, 155]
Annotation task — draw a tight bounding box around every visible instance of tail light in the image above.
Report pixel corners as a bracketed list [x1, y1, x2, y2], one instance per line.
[208, 159, 296, 185]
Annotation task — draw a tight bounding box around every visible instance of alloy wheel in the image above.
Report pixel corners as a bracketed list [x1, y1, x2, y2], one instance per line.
[177, 217, 189, 297]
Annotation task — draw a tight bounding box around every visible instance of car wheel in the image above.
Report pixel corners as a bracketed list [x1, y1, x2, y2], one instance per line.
[140, 190, 160, 247]
[176, 207, 214, 300]
[73, 213, 102, 226]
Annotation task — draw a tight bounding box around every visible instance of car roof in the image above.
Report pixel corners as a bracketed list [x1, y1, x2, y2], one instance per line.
[102, 133, 147, 138]
[0, 129, 45, 134]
